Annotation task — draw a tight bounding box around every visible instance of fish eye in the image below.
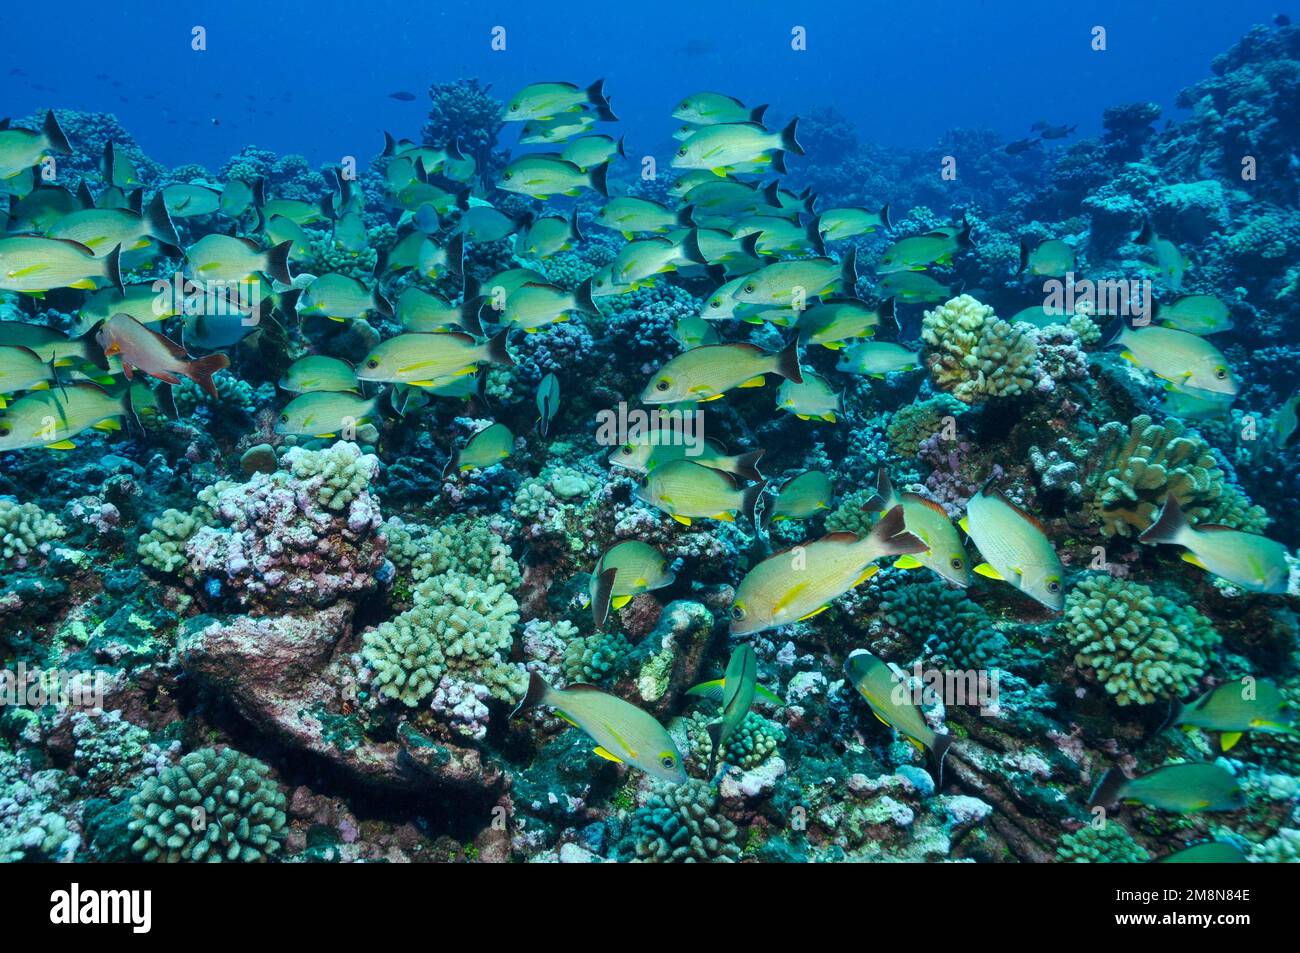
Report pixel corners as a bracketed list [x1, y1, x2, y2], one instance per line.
[503, 171, 512, 179]
[620, 446, 634, 455]
[366, 358, 380, 369]
[659, 754, 677, 770]
[950, 557, 964, 570]
[278, 414, 289, 423]
[1215, 366, 1228, 379]
[730, 605, 746, 620]
[743, 283, 756, 293]
[655, 379, 670, 391]
[509, 104, 519, 112]
[0, 426, 8, 437]
[676, 147, 687, 157]
[709, 298, 721, 309]
[1047, 579, 1062, 593]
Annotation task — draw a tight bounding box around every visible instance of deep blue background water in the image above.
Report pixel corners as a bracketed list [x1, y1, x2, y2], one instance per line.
[0, 0, 1289, 170]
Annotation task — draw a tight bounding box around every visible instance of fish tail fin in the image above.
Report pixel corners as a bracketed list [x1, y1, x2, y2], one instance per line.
[1139, 495, 1189, 547]
[588, 161, 610, 198]
[103, 243, 124, 296]
[570, 207, 584, 243]
[864, 467, 894, 512]
[840, 246, 859, 292]
[879, 296, 899, 335]
[769, 150, 787, 175]
[459, 298, 486, 338]
[739, 232, 762, 260]
[591, 566, 618, 629]
[733, 448, 765, 483]
[587, 79, 618, 122]
[1159, 698, 1184, 735]
[774, 339, 803, 383]
[1134, 219, 1155, 246]
[265, 240, 294, 285]
[614, 134, 627, 158]
[143, 190, 180, 248]
[930, 732, 954, 788]
[750, 104, 769, 124]
[705, 721, 723, 776]
[879, 202, 892, 230]
[805, 218, 826, 256]
[186, 352, 231, 401]
[380, 130, 398, 158]
[574, 277, 601, 317]
[955, 217, 973, 249]
[446, 232, 465, 278]
[678, 228, 707, 266]
[1088, 767, 1126, 810]
[1018, 236, 1032, 274]
[780, 117, 804, 156]
[741, 479, 768, 527]
[511, 671, 552, 718]
[1101, 314, 1130, 349]
[485, 328, 515, 367]
[43, 109, 72, 154]
[869, 504, 926, 557]
[252, 177, 267, 210]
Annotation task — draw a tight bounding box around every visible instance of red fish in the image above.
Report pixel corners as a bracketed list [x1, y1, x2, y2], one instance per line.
[95, 313, 229, 398]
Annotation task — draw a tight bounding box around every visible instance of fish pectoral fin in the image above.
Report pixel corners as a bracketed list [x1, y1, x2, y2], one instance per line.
[44, 440, 77, 450]
[908, 737, 927, 753]
[739, 376, 766, 388]
[1220, 731, 1244, 751]
[711, 512, 735, 522]
[796, 604, 830, 622]
[698, 393, 725, 402]
[958, 516, 970, 533]
[973, 562, 1003, 580]
[671, 514, 693, 526]
[610, 594, 633, 610]
[93, 419, 122, 432]
[853, 565, 880, 586]
[894, 554, 924, 569]
[555, 710, 579, 728]
[592, 746, 624, 764]
[1181, 552, 1208, 570]
[1119, 350, 1138, 363]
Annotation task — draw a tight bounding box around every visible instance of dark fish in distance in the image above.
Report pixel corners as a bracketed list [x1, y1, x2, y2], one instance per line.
[1005, 137, 1040, 155]
[388, 91, 417, 101]
[1040, 123, 1077, 140]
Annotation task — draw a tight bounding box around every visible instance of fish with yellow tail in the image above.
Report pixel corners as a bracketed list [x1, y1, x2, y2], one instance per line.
[865, 469, 971, 588]
[686, 644, 784, 775]
[94, 314, 230, 400]
[1167, 677, 1295, 752]
[445, 422, 514, 474]
[0, 381, 132, 451]
[960, 479, 1065, 611]
[1089, 762, 1244, 814]
[1134, 220, 1188, 290]
[641, 341, 802, 404]
[0, 110, 71, 180]
[844, 648, 954, 784]
[1139, 495, 1289, 594]
[635, 459, 765, 526]
[355, 329, 514, 387]
[729, 505, 925, 635]
[1104, 321, 1238, 397]
[586, 539, 676, 628]
[762, 470, 833, 530]
[511, 672, 686, 784]
[0, 237, 124, 295]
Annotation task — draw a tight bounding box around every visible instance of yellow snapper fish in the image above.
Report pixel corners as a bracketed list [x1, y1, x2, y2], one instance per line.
[730, 250, 859, 307]
[692, 227, 763, 273]
[512, 672, 686, 784]
[687, 644, 783, 775]
[1155, 842, 1247, 864]
[7, 181, 87, 233]
[446, 421, 514, 473]
[261, 214, 313, 262]
[0, 111, 72, 180]
[836, 340, 922, 378]
[961, 480, 1065, 611]
[497, 281, 598, 333]
[776, 370, 842, 421]
[71, 283, 181, 337]
[729, 506, 925, 634]
[673, 92, 768, 126]
[636, 458, 765, 526]
[0, 345, 57, 402]
[1168, 678, 1295, 751]
[610, 233, 707, 287]
[586, 539, 676, 628]
[1105, 322, 1238, 397]
[516, 211, 583, 259]
[459, 205, 526, 243]
[797, 298, 892, 348]
[520, 113, 597, 144]
[1139, 495, 1289, 594]
[595, 197, 689, 237]
[641, 341, 802, 403]
[560, 134, 625, 171]
[762, 470, 833, 529]
[219, 178, 259, 218]
[100, 141, 141, 189]
[45, 192, 180, 260]
[878, 271, 959, 304]
[733, 216, 825, 257]
[816, 205, 892, 241]
[1009, 304, 1075, 328]
[258, 196, 328, 227]
[672, 119, 804, 175]
[1271, 389, 1299, 450]
[498, 154, 609, 199]
[609, 432, 764, 481]
[878, 221, 972, 274]
[672, 313, 721, 349]
[395, 285, 482, 335]
[0, 381, 131, 451]
[865, 469, 971, 587]
[1134, 220, 1188, 290]
[162, 183, 222, 219]
[356, 330, 514, 387]
[278, 355, 359, 394]
[503, 81, 617, 122]
[1153, 294, 1233, 335]
[185, 234, 293, 285]
[844, 648, 955, 782]
[681, 177, 783, 216]
[1018, 237, 1075, 277]
[275, 390, 379, 438]
[0, 236, 125, 295]
[1089, 762, 1244, 813]
[294, 273, 392, 324]
[1160, 385, 1235, 421]
[0, 321, 115, 380]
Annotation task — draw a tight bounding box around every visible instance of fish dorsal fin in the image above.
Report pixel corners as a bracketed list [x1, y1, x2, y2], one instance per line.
[982, 485, 1047, 533]
[902, 492, 950, 519]
[817, 530, 863, 545]
[563, 682, 603, 694]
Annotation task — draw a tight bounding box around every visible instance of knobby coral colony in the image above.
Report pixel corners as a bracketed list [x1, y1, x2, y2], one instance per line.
[3, 24, 1300, 866]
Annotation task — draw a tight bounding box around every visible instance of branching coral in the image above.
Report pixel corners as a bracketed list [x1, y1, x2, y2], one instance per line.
[0, 498, 65, 568]
[685, 710, 785, 772]
[878, 573, 1007, 669]
[624, 779, 741, 862]
[1057, 823, 1150, 862]
[362, 570, 525, 707]
[921, 295, 1037, 403]
[1063, 575, 1221, 706]
[128, 747, 287, 863]
[563, 631, 633, 685]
